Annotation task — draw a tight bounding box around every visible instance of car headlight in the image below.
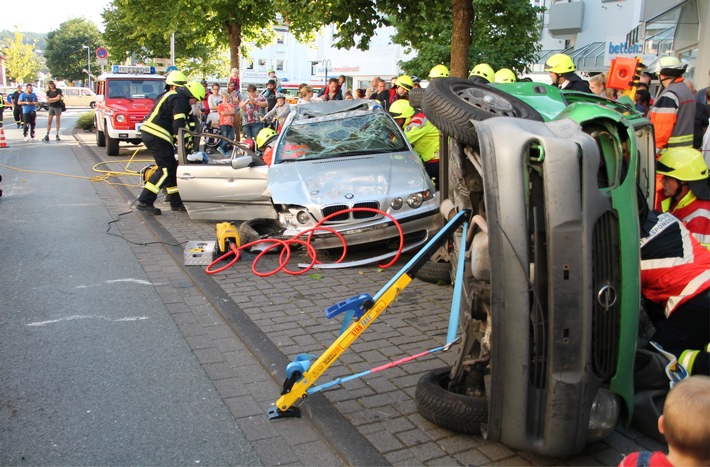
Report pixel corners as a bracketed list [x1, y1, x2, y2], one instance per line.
[116, 114, 126, 123]
[296, 211, 310, 224]
[391, 197, 404, 210]
[406, 190, 433, 209]
[586, 388, 620, 443]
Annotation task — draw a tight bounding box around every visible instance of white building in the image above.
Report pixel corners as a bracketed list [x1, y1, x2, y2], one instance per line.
[241, 21, 413, 93]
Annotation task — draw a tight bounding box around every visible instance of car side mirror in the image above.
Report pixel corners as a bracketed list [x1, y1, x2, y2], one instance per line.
[231, 155, 253, 170]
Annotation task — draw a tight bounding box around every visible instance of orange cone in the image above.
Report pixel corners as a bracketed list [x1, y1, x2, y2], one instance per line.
[0, 126, 8, 148]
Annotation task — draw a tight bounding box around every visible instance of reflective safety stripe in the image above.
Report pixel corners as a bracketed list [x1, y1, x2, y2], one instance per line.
[145, 167, 169, 193]
[667, 134, 694, 148]
[664, 269, 710, 316]
[142, 121, 173, 144]
[173, 113, 186, 121]
[142, 91, 177, 144]
[166, 186, 179, 194]
[679, 350, 700, 374]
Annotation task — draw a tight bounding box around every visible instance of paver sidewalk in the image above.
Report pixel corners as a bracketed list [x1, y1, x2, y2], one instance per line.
[77, 132, 667, 466]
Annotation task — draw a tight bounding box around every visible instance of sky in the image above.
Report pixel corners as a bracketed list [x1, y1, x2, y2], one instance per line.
[0, 0, 109, 34]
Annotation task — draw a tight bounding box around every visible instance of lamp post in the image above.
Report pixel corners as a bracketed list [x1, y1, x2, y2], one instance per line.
[323, 59, 331, 86]
[82, 45, 91, 89]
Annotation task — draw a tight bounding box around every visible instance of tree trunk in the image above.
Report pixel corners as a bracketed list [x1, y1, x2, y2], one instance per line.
[450, 0, 474, 78]
[226, 22, 242, 75]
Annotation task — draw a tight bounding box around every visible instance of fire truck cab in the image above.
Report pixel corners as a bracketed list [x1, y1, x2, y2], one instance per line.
[94, 65, 166, 156]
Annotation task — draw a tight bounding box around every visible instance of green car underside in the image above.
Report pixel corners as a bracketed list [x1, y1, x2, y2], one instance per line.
[494, 82, 649, 422]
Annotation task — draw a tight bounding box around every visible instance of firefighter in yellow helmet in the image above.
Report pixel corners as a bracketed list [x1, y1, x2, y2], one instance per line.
[428, 64, 449, 79]
[389, 99, 440, 185]
[469, 63, 494, 85]
[544, 53, 591, 93]
[656, 147, 710, 249]
[136, 80, 206, 215]
[256, 127, 278, 166]
[392, 75, 414, 104]
[494, 68, 517, 83]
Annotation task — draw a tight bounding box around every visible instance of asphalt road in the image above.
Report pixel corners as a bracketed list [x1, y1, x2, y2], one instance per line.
[0, 110, 261, 465]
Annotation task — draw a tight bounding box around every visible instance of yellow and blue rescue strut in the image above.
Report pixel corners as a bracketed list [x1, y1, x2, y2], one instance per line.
[269, 209, 471, 419]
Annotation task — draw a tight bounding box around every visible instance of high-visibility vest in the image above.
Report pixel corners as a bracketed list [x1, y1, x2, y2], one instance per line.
[650, 78, 695, 151]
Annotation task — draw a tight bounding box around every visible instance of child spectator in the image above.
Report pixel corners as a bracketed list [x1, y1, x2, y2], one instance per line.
[618, 375, 710, 467]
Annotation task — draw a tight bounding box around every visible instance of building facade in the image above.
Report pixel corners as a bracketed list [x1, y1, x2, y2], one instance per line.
[536, 0, 708, 88]
[240, 22, 413, 93]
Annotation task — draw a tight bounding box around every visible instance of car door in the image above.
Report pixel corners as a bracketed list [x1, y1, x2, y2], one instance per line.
[176, 131, 275, 221]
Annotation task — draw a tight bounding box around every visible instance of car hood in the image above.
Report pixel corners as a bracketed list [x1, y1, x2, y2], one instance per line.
[105, 98, 155, 112]
[267, 151, 431, 204]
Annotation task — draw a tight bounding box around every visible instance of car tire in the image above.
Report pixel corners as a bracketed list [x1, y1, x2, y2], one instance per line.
[415, 367, 487, 434]
[238, 219, 282, 246]
[96, 125, 106, 147]
[422, 78, 543, 146]
[414, 261, 452, 284]
[106, 134, 119, 156]
[90, 102, 96, 109]
[408, 87, 426, 109]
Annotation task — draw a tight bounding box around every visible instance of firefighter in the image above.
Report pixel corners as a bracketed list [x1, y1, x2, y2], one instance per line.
[494, 68, 517, 83]
[256, 127, 278, 166]
[136, 80, 206, 215]
[389, 99, 440, 184]
[649, 56, 696, 154]
[544, 53, 592, 93]
[428, 64, 449, 80]
[469, 63, 494, 85]
[656, 147, 710, 249]
[639, 205, 710, 376]
[391, 75, 414, 104]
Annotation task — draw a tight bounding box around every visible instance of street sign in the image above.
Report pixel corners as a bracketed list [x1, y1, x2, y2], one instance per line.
[97, 58, 108, 66]
[96, 47, 108, 59]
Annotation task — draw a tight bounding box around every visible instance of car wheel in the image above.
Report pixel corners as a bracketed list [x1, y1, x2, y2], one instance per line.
[408, 87, 426, 109]
[415, 367, 487, 434]
[90, 102, 96, 109]
[414, 261, 451, 284]
[96, 124, 106, 147]
[422, 78, 543, 146]
[106, 133, 119, 156]
[238, 219, 282, 246]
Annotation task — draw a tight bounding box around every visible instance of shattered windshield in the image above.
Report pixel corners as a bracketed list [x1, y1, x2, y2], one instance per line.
[274, 111, 408, 163]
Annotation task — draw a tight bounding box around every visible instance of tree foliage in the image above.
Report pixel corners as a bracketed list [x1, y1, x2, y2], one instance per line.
[393, 0, 543, 78]
[1, 30, 41, 84]
[44, 19, 103, 82]
[102, 0, 276, 79]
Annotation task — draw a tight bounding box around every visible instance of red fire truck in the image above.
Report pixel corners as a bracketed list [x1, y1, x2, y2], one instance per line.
[94, 65, 165, 156]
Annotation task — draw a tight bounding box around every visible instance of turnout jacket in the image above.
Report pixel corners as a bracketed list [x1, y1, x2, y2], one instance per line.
[404, 111, 440, 163]
[661, 192, 710, 249]
[649, 78, 696, 151]
[141, 88, 192, 145]
[640, 211, 710, 317]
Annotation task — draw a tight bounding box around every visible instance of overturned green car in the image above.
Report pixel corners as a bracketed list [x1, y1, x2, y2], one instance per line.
[413, 79, 656, 457]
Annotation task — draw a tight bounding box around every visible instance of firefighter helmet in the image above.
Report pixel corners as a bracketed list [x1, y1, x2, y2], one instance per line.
[165, 70, 187, 86]
[256, 127, 278, 149]
[656, 147, 709, 181]
[655, 56, 687, 77]
[388, 99, 415, 119]
[469, 63, 494, 83]
[494, 68, 517, 83]
[429, 64, 450, 79]
[544, 53, 576, 74]
[395, 75, 414, 91]
[185, 81, 206, 101]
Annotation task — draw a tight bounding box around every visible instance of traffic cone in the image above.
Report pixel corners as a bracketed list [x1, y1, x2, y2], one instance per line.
[0, 125, 8, 149]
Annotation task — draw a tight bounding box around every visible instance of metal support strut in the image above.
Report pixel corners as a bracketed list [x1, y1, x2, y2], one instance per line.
[268, 209, 471, 419]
